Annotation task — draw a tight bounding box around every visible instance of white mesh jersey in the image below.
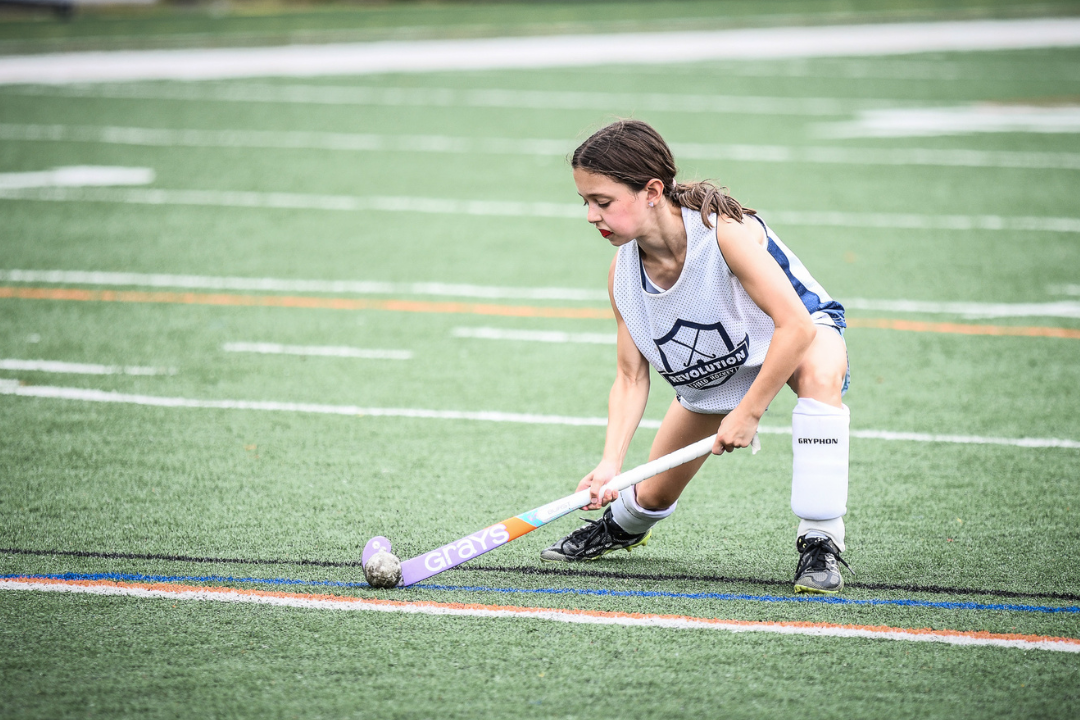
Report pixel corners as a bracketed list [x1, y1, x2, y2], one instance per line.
[613, 207, 845, 414]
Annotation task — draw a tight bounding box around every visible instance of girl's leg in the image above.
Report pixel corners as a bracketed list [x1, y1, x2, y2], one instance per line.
[636, 398, 724, 509]
[541, 398, 721, 561]
[787, 324, 850, 560]
[787, 324, 848, 408]
[610, 398, 723, 534]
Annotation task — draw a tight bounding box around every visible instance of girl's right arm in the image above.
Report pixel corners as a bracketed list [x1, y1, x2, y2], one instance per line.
[578, 258, 651, 510]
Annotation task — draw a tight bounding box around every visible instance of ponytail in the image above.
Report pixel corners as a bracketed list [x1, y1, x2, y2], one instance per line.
[669, 181, 755, 229]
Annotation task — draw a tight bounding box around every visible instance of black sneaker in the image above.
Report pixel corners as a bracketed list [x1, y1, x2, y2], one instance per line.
[540, 508, 651, 562]
[793, 535, 852, 594]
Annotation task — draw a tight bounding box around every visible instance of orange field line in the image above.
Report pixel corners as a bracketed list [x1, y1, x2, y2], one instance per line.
[0, 286, 613, 320]
[2, 286, 1078, 338]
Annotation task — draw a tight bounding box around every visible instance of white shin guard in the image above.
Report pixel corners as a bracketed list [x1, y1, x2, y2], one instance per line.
[791, 398, 849, 548]
[610, 485, 676, 535]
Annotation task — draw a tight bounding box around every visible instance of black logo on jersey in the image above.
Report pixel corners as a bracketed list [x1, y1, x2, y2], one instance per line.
[654, 319, 749, 390]
[798, 438, 840, 445]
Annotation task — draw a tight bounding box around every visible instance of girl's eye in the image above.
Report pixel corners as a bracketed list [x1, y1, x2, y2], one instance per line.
[598, 202, 610, 209]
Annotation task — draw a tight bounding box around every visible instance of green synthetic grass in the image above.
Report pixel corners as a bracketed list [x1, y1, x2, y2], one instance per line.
[4, 592, 1077, 720]
[2, 4, 1080, 718]
[2, 0, 1078, 53]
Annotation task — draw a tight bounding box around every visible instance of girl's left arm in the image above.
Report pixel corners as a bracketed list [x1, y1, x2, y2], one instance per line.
[713, 218, 816, 454]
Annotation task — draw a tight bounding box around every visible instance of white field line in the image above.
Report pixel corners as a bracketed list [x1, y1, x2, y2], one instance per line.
[842, 298, 1080, 320]
[2, 187, 1080, 234]
[222, 342, 411, 360]
[3, 270, 1080, 319]
[764, 210, 1080, 234]
[0, 269, 609, 302]
[452, 327, 616, 345]
[0, 53, 970, 83]
[845, 429, 1080, 449]
[626, 58, 970, 81]
[671, 142, 1080, 172]
[0, 123, 570, 156]
[0, 186, 582, 218]
[4, 578, 1078, 653]
[0, 359, 175, 375]
[1048, 284, 1080, 297]
[6, 123, 1080, 171]
[0, 85, 890, 116]
[0, 380, 610, 427]
[4, 18, 1079, 84]
[0, 380, 1077, 450]
[820, 106, 1080, 138]
[0, 165, 153, 189]
[753, 424, 1080, 450]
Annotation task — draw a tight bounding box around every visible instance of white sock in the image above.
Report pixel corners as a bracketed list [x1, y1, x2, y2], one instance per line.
[798, 517, 846, 552]
[610, 485, 676, 535]
[791, 397, 849, 552]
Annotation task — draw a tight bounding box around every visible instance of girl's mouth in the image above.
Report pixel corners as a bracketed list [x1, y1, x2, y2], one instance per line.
[599, 229, 612, 238]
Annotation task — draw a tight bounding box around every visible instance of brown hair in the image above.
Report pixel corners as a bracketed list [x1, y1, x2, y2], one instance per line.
[571, 119, 754, 228]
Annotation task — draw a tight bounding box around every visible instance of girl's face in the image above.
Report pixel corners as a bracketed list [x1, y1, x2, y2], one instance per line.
[573, 169, 648, 246]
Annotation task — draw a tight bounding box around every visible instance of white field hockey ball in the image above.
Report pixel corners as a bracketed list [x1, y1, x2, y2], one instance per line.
[364, 550, 402, 588]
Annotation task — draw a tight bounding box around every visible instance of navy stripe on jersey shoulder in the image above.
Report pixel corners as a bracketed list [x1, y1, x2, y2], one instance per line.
[752, 216, 846, 328]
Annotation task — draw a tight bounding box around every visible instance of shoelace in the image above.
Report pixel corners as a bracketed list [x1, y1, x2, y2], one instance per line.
[795, 539, 854, 580]
[564, 516, 614, 550]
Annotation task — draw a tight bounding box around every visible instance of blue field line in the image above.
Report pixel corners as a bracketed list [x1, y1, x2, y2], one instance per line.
[5, 572, 1078, 615]
[418, 583, 1080, 614]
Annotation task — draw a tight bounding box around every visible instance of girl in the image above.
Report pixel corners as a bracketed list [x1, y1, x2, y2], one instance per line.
[541, 120, 852, 594]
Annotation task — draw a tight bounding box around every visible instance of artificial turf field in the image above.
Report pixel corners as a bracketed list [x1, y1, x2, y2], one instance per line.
[1, 1, 1080, 717]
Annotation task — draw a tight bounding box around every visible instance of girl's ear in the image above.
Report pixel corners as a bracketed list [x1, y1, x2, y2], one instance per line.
[644, 178, 666, 206]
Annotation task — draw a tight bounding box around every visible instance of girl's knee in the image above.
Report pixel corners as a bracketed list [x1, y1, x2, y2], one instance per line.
[635, 491, 679, 511]
[797, 365, 845, 396]
[791, 334, 847, 402]
[790, 363, 845, 407]
[634, 484, 680, 511]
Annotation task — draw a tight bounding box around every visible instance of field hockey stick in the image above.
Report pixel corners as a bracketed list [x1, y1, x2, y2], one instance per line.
[363, 433, 757, 587]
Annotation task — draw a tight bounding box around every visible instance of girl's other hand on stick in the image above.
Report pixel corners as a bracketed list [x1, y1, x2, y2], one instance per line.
[713, 406, 760, 454]
[577, 459, 621, 510]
